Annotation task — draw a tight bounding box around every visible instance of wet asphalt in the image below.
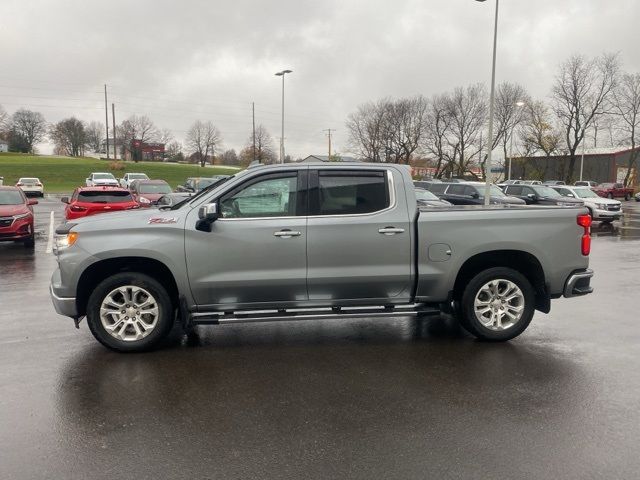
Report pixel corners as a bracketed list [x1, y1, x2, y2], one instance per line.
[1, 197, 639, 479]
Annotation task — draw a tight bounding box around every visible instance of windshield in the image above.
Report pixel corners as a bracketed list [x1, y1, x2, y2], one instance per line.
[19, 178, 39, 184]
[130, 174, 149, 180]
[94, 173, 116, 180]
[415, 189, 439, 201]
[77, 191, 133, 203]
[139, 183, 171, 194]
[535, 186, 562, 198]
[171, 175, 235, 210]
[574, 189, 600, 199]
[0, 190, 25, 205]
[489, 185, 506, 197]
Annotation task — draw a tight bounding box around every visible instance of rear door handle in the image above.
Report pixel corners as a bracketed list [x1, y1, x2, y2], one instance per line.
[274, 229, 301, 238]
[378, 227, 405, 235]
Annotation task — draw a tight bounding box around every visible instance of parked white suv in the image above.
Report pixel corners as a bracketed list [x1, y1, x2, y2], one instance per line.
[119, 172, 149, 189]
[86, 172, 119, 187]
[552, 185, 621, 222]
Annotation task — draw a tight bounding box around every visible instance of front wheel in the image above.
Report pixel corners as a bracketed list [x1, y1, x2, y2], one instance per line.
[86, 272, 174, 352]
[459, 267, 535, 341]
[624, 193, 630, 201]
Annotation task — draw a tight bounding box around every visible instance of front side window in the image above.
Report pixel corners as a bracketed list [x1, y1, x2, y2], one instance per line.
[316, 171, 388, 215]
[506, 186, 523, 196]
[447, 185, 466, 195]
[220, 174, 298, 218]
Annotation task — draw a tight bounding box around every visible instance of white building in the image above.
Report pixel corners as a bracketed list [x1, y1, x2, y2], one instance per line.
[0, 140, 8, 153]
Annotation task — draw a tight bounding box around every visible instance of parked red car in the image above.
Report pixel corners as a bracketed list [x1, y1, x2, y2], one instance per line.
[63, 186, 139, 220]
[0, 186, 37, 247]
[593, 182, 634, 200]
[129, 179, 172, 207]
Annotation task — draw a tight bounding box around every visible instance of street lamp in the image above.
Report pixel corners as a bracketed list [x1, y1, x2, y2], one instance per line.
[476, 0, 499, 206]
[275, 69, 293, 163]
[507, 101, 526, 180]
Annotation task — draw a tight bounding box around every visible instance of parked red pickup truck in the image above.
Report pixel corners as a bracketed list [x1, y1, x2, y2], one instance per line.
[593, 183, 633, 200]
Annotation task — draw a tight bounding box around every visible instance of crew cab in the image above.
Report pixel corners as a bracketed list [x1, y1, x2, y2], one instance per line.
[50, 163, 594, 352]
[62, 187, 139, 220]
[592, 183, 633, 200]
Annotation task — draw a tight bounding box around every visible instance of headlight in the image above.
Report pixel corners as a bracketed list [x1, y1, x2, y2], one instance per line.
[139, 196, 151, 204]
[54, 232, 78, 253]
[13, 213, 31, 220]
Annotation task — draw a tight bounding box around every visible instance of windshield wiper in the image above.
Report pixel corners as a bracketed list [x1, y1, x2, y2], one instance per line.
[170, 176, 233, 210]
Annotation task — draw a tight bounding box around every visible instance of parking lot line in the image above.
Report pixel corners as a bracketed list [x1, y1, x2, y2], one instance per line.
[45, 211, 54, 254]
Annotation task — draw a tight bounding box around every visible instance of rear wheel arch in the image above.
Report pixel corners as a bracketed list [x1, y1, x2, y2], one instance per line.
[452, 250, 548, 313]
[76, 257, 179, 317]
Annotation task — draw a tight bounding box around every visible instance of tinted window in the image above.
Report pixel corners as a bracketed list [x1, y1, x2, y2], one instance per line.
[447, 185, 466, 195]
[555, 187, 573, 197]
[77, 191, 133, 203]
[429, 183, 447, 194]
[317, 171, 388, 215]
[138, 183, 172, 194]
[506, 186, 523, 195]
[94, 174, 116, 180]
[463, 186, 477, 196]
[221, 174, 298, 218]
[522, 187, 535, 196]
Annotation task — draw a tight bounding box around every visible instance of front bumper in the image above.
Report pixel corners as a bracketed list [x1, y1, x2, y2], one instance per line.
[563, 269, 594, 298]
[592, 208, 621, 220]
[50, 284, 78, 317]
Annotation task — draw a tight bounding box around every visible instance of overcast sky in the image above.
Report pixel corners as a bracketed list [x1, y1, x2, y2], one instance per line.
[2, 0, 639, 158]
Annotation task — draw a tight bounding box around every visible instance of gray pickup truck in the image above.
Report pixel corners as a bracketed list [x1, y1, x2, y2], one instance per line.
[50, 163, 594, 352]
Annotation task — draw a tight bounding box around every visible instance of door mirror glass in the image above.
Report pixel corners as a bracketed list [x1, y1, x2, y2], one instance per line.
[28, 198, 38, 206]
[527, 193, 536, 199]
[198, 202, 219, 221]
[61, 196, 69, 204]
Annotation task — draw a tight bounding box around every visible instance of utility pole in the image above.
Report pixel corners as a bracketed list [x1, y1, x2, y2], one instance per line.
[104, 84, 110, 159]
[112, 103, 117, 160]
[324, 128, 334, 160]
[252, 102, 256, 163]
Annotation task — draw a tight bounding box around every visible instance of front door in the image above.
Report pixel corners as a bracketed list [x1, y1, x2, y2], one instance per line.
[185, 170, 308, 309]
[306, 168, 412, 303]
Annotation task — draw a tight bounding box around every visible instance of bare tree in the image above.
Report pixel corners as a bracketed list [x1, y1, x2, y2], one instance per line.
[186, 120, 222, 167]
[159, 128, 174, 145]
[551, 53, 620, 182]
[9, 109, 47, 153]
[49, 117, 86, 157]
[612, 72, 640, 186]
[220, 148, 240, 166]
[421, 93, 453, 177]
[0, 104, 8, 135]
[85, 121, 103, 153]
[117, 115, 159, 162]
[346, 99, 388, 162]
[520, 100, 562, 157]
[244, 124, 276, 164]
[494, 82, 530, 164]
[445, 84, 487, 177]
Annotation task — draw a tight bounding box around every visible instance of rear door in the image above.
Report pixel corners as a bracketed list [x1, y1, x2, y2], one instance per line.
[184, 169, 308, 308]
[306, 168, 412, 303]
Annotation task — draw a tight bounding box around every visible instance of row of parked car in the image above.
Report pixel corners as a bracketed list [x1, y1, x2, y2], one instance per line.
[414, 179, 625, 223]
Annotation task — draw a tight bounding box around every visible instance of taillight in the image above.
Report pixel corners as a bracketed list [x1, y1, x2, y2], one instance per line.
[70, 205, 87, 212]
[577, 213, 591, 255]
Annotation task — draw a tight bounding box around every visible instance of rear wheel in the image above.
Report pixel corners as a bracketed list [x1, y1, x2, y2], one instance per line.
[459, 267, 535, 341]
[624, 193, 630, 201]
[86, 272, 174, 352]
[23, 233, 35, 248]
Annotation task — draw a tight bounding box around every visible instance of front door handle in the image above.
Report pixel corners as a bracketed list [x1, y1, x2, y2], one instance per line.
[378, 227, 405, 235]
[274, 229, 301, 238]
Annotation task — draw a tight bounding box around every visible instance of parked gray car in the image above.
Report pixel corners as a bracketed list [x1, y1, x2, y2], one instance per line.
[50, 163, 594, 351]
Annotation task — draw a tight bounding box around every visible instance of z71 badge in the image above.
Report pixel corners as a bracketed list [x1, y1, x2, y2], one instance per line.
[148, 217, 178, 224]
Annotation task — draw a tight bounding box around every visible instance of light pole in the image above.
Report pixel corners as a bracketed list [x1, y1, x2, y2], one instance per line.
[477, 0, 499, 206]
[275, 69, 292, 163]
[507, 101, 525, 180]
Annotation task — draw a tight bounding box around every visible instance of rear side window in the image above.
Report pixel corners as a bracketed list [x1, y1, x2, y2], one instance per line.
[315, 171, 389, 215]
[447, 185, 466, 195]
[555, 187, 572, 197]
[77, 191, 134, 203]
[429, 183, 447, 194]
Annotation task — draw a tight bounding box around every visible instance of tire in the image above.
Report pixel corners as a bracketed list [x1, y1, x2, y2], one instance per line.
[459, 267, 535, 341]
[608, 193, 614, 199]
[624, 194, 630, 201]
[23, 234, 35, 248]
[86, 272, 174, 352]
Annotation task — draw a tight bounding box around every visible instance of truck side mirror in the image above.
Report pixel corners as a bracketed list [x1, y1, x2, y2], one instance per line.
[527, 193, 536, 199]
[61, 197, 69, 204]
[196, 203, 219, 232]
[471, 192, 479, 199]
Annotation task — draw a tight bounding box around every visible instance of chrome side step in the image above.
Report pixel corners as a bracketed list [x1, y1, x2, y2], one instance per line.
[190, 304, 440, 325]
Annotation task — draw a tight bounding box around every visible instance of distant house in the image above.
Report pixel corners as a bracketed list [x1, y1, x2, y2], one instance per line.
[0, 140, 8, 153]
[100, 138, 126, 158]
[125, 140, 165, 161]
[299, 155, 359, 163]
